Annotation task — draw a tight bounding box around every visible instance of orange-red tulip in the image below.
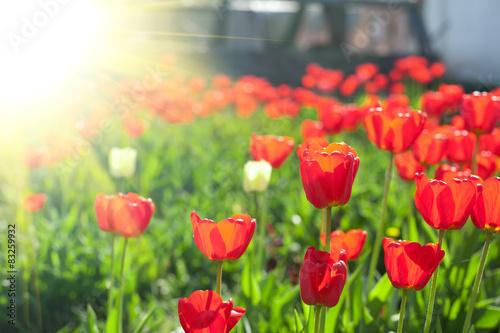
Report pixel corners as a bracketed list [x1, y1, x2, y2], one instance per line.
[297, 137, 329, 162]
[94, 193, 154, 238]
[420, 91, 445, 119]
[320, 229, 367, 261]
[434, 164, 474, 182]
[480, 128, 500, 155]
[412, 129, 448, 165]
[471, 177, 500, 233]
[383, 237, 445, 290]
[461, 92, 500, 134]
[394, 151, 426, 181]
[250, 134, 295, 169]
[414, 173, 476, 230]
[190, 211, 256, 261]
[355, 63, 378, 82]
[299, 247, 347, 307]
[23, 193, 47, 212]
[300, 142, 359, 209]
[178, 290, 245, 333]
[364, 107, 426, 153]
[446, 130, 476, 163]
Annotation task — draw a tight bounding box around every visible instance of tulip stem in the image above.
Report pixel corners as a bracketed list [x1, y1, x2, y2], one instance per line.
[325, 207, 332, 253]
[314, 306, 322, 333]
[345, 283, 352, 333]
[217, 260, 223, 296]
[462, 232, 493, 333]
[118, 238, 129, 333]
[107, 234, 116, 317]
[423, 229, 445, 333]
[472, 134, 480, 175]
[397, 289, 408, 333]
[256, 191, 267, 272]
[368, 151, 394, 292]
[318, 306, 326, 333]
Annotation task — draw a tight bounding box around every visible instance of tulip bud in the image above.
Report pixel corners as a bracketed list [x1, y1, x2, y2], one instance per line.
[242, 160, 272, 193]
[109, 147, 137, 178]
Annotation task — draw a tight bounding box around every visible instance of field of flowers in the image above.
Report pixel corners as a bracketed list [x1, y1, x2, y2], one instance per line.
[2, 55, 500, 333]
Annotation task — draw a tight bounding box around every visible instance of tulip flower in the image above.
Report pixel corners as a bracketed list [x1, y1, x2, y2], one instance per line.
[446, 130, 476, 164]
[383, 237, 445, 291]
[301, 120, 326, 140]
[394, 151, 426, 181]
[250, 134, 295, 169]
[420, 91, 445, 119]
[461, 91, 500, 135]
[480, 128, 500, 155]
[299, 247, 347, 307]
[364, 107, 426, 153]
[122, 117, 148, 138]
[355, 63, 378, 82]
[23, 193, 47, 212]
[94, 193, 155, 238]
[190, 211, 256, 261]
[434, 164, 472, 182]
[109, 147, 137, 179]
[297, 137, 329, 163]
[471, 177, 500, 233]
[178, 290, 245, 333]
[300, 142, 359, 209]
[412, 129, 448, 165]
[438, 84, 464, 112]
[414, 173, 476, 230]
[242, 160, 272, 193]
[320, 229, 367, 261]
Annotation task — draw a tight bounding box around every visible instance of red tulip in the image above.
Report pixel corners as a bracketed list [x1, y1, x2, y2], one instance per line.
[299, 247, 347, 307]
[23, 193, 47, 212]
[480, 128, 500, 155]
[250, 134, 295, 169]
[235, 94, 258, 118]
[439, 84, 464, 112]
[461, 91, 500, 135]
[464, 151, 499, 180]
[190, 211, 256, 261]
[318, 99, 343, 135]
[420, 91, 445, 119]
[471, 177, 500, 233]
[414, 173, 476, 230]
[123, 117, 148, 138]
[355, 63, 378, 82]
[300, 142, 360, 209]
[297, 137, 329, 162]
[446, 130, 476, 163]
[178, 290, 245, 333]
[320, 229, 367, 261]
[301, 120, 326, 140]
[264, 99, 300, 118]
[430, 62, 446, 78]
[94, 193, 154, 238]
[340, 75, 360, 97]
[394, 151, 426, 181]
[364, 107, 426, 153]
[389, 82, 406, 94]
[212, 75, 232, 90]
[383, 237, 445, 290]
[412, 129, 448, 165]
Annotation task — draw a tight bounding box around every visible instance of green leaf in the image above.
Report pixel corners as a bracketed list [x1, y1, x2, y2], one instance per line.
[241, 260, 261, 305]
[436, 316, 443, 333]
[294, 309, 304, 333]
[475, 306, 500, 329]
[106, 307, 119, 333]
[133, 306, 156, 333]
[261, 272, 276, 304]
[87, 304, 100, 333]
[306, 304, 315, 333]
[368, 274, 393, 318]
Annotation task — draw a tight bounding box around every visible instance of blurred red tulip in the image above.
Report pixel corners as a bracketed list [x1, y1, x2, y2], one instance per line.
[178, 290, 245, 333]
[318, 99, 343, 135]
[320, 229, 367, 261]
[446, 130, 476, 163]
[250, 134, 295, 169]
[364, 107, 426, 153]
[190, 211, 256, 261]
[394, 151, 426, 181]
[23, 193, 47, 212]
[389, 82, 406, 94]
[464, 151, 499, 180]
[409, 67, 433, 85]
[414, 173, 476, 230]
[123, 117, 148, 138]
[300, 142, 359, 209]
[301, 120, 326, 140]
[389, 69, 403, 82]
[300, 247, 347, 307]
[420, 91, 445, 119]
[340, 75, 360, 96]
[480, 128, 500, 155]
[264, 99, 300, 118]
[434, 164, 473, 182]
[412, 129, 448, 165]
[429, 62, 446, 78]
[293, 88, 318, 107]
[302, 75, 316, 89]
[383, 237, 445, 290]
[94, 193, 155, 238]
[461, 91, 500, 135]
[471, 177, 500, 233]
[439, 84, 464, 112]
[355, 63, 378, 82]
[235, 94, 258, 117]
[212, 75, 232, 90]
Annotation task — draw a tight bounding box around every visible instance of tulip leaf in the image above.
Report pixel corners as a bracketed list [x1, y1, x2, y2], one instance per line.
[261, 272, 276, 305]
[294, 309, 304, 333]
[368, 274, 392, 318]
[132, 306, 156, 333]
[241, 260, 261, 305]
[436, 316, 443, 333]
[87, 304, 100, 333]
[105, 307, 119, 333]
[475, 306, 500, 329]
[305, 305, 315, 333]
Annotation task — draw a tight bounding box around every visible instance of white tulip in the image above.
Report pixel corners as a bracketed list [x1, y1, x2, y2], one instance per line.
[109, 147, 137, 178]
[243, 160, 272, 192]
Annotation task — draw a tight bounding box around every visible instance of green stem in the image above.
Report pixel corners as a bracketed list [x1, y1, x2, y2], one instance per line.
[368, 151, 394, 292]
[107, 234, 116, 317]
[118, 238, 129, 333]
[256, 191, 267, 272]
[314, 306, 322, 333]
[472, 134, 480, 175]
[319, 306, 326, 333]
[423, 229, 445, 333]
[325, 207, 332, 253]
[217, 260, 223, 296]
[462, 232, 493, 333]
[321, 208, 326, 249]
[345, 283, 352, 333]
[397, 289, 408, 333]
